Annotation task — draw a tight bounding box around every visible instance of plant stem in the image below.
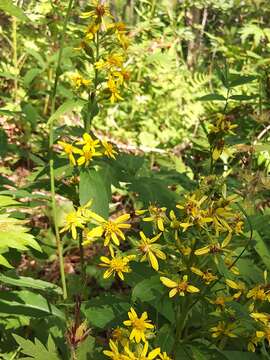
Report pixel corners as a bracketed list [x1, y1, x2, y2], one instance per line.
[12, 16, 18, 102]
[49, 0, 74, 300]
[79, 230, 86, 285]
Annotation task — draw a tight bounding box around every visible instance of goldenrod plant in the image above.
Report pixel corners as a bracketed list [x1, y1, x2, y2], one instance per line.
[0, 1, 270, 359]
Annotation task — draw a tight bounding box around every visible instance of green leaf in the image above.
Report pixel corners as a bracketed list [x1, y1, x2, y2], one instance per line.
[0, 129, 8, 157]
[0, 195, 18, 207]
[228, 75, 257, 88]
[79, 168, 110, 218]
[83, 305, 114, 328]
[0, 213, 42, 253]
[253, 231, 270, 271]
[0, 0, 28, 21]
[198, 94, 226, 101]
[229, 94, 258, 101]
[222, 350, 261, 359]
[13, 334, 60, 360]
[0, 290, 65, 320]
[76, 335, 95, 359]
[0, 254, 12, 268]
[132, 276, 162, 302]
[47, 99, 84, 125]
[0, 273, 62, 295]
[23, 68, 41, 87]
[155, 324, 174, 354]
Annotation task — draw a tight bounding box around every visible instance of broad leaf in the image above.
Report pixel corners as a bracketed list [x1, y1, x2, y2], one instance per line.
[0, 290, 65, 320]
[0, 273, 62, 295]
[79, 168, 110, 218]
[13, 334, 60, 360]
[0, 0, 28, 21]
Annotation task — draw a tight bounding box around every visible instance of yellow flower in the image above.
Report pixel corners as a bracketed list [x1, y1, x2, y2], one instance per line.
[140, 205, 168, 232]
[76, 133, 100, 152]
[73, 147, 102, 166]
[210, 114, 238, 135]
[112, 327, 129, 347]
[123, 308, 154, 343]
[107, 76, 124, 103]
[191, 267, 218, 285]
[70, 73, 91, 89]
[169, 210, 181, 240]
[58, 140, 76, 166]
[85, 23, 99, 40]
[124, 341, 160, 359]
[176, 194, 212, 229]
[247, 285, 270, 303]
[102, 140, 118, 159]
[83, 212, 131, 247]
[194, 234, 232, 258]
[210, 321, 237, 338]
[160, 276, 200, 298]
[250, 312, 270, 325]
[80, 1, 112, 22]
[138, 231, 166, 271]
[96, 53, 125, 71]
[103, 339, 125, 359]
[208, 295, 232, 310]
[159, 352, 172, 360]
[226, 279, 246, 299]
[60, 210, 86, 239]
[100, 252, 135, 280]
[111, 68, 131, 86]
[247, 334, 260, 352]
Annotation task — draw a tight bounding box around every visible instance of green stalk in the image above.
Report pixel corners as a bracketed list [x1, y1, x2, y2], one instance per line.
[49, 0, 74, 300]
[12, 16, 18, 102]
[85, 30, 100, 132]
[79, 230, 86, 285]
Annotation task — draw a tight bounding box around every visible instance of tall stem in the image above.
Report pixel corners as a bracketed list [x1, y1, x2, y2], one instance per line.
[49, 0, 74, 300]
[79, 231, 86, 285]
[12, 17, 18, 102]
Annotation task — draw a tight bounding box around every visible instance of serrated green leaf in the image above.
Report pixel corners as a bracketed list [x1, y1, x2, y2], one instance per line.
[0, 213, 41, 253]
[13, 334, 59, 360]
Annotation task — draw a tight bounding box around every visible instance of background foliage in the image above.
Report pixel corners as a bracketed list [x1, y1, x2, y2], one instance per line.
[0, 0, 270, 359]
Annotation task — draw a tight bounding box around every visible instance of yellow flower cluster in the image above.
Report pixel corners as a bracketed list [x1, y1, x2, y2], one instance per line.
[209, 114, 238, 161]
[77, 0, 131, 103]
[103, 308, 172, 359]
[58, 133, 117, 166]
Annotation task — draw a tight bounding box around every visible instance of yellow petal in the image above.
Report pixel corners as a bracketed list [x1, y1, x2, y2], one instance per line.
[160, 277, 177, 288]
[149, 251, 159, 271]
[157, 218, 164, 231]
[100, 256, 110, 264]
[194, 246, 210, 256]
[169, 288, 178, 297]
[225, 279, 238, 290]
[87, 226, 103, 238]
[115, 213, 130, 223]
[149, 348, 161, 359]
[187, 285, 200, 293]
